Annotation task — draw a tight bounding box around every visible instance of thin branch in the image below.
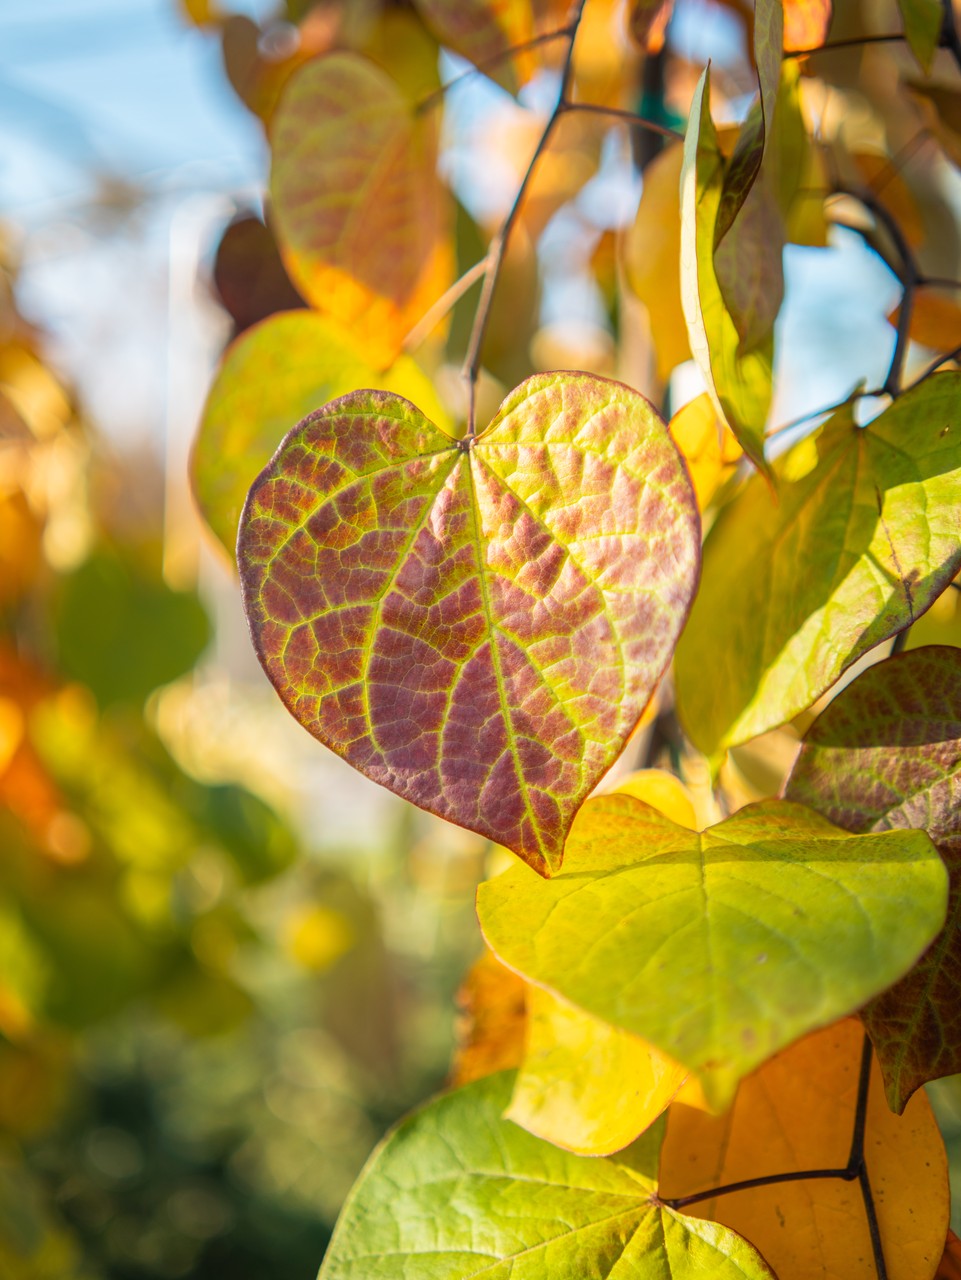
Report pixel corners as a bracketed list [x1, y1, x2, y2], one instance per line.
[559, 101, 684, 142]
[834, 186, 920, 396]
[845, 1032, 874, 1173]
[416, 26, 575, 114]
[784, 32, 907, 59]
[461, 0, 588, 435]
[907, 339, 961, 388]
[860, 1164, 889, 1280]
[765, 389, 880, 442]
[661, 1166, 850, 1212]
[917, 274, 961, 291]
[402, 257, 489, 350]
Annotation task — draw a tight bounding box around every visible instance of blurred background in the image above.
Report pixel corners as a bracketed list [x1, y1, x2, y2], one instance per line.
[2, 1, 961, 1276]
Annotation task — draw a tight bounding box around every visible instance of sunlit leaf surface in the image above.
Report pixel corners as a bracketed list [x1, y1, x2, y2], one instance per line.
[509, 987, 689, 1156]
[478, 794, 946, 1109]
[681, 70, 774, 477]
[318, 1073, 776, 1280]
[193, 311, 446, 555]
[786, 646, 961, 1110]
[238, 373, 699, 874]
[270, 53, 451, 368]
[675, 377, 961, 756]
[669, 393, 742, 513]
[660, 1020, 950, 1280]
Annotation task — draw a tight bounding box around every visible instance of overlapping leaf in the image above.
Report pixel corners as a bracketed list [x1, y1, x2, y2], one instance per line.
[193, 311, 446, 555]
[270, 52, 451, 368]
[786, 646, 961, 1111]
[659, 1020, 950, 1280]
[675, 375, 961, 757]
[509, 987, 690, 1156]
[478, 793, 946, 1109]
[238, 373, 699, 875]
[449, 948, 527, 1086]
[317, 1072, 776, 1280]
[681, 69, 774, 477]
[668, 394, 742, 512]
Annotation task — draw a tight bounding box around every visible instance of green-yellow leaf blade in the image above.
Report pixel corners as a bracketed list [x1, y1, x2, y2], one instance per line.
[681, 69, 774, 478]
[318, 1073, 776, 1280]
[478, 794, 947, 1109]
[675, 374, 961, 757]
[238, 373, 700, 875]
[192, 310, 447, 556]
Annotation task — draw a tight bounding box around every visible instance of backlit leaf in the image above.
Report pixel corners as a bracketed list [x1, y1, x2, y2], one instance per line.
[668, 393, 742, 512]
[659, 1020, 950, 1280]
[785, 646, 961, 1111]
[238, 373, 700, 875]
[318, 1072, 776, 1280]
[412, 0, 536, 90]
[270, 52, 451, 368]
[509, 987, 690, 1156]
[681, 69, 774, 478]
[625, 143, 690, 382]
[713, 181, 785, 354]
[889, 289, 961, 352]
[782, 0, 832, 52]
[193, 310, 447, 556]
[607, 767, 698, 830]
[898, 0, 943, 73]
[675, 376, 961, 757]
[478, 793, 946, 1110]
[852, 151, 925, 249]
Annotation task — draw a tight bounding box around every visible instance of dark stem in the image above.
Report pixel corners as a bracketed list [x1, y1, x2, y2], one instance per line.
[891, 627, 911, 654]
[460, 0, 588, 435]
[662, 1165, 851, 1212]
[907, 339, 961, 389]
[834, 186, 919, 396]
[943, 0, 961, 75]
[416, 26, 576, 113]
[860, 1165, 889, 1280]
[784, 32, 906, 59]
[845, 1031, 873, 1172]
[559, 101, 683, 141]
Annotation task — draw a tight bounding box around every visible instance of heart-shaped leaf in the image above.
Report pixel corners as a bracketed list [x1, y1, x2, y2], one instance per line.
[193, 311, 447, 556]
[659, 1020, 950, 1280]
[238, 373, 700, 875]
[675, 376, 961, 758]
[478, 794, 947, 1108]
[270, 52, 451, 368]
[318, 1072, 776, 1280]
[786, 645, 961, 1111]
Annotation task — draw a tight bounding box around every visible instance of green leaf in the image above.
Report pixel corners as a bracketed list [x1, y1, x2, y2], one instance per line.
[193, 310, 447, 556]
[681, 69, 774, 478]
[898, 0, 943, 73]
[786, 645, 961, 1111]
[674, 375, 961, 757]
[318, 1072, 776, 1280]
[270, 52, 451, 368]
[238, 374, 699, 875]
[55, 549, 210, 708]
[477, 793, 947, 1110]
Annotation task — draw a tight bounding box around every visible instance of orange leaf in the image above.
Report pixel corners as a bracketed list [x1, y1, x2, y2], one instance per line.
[269, 53, 452, 368]
[659, 1020, 950, 1280]
[449, 948, 526, 1086]
[936, 1230, 961, 1280]
[889, 289, 961, 352]
[782, 0, 832, 53]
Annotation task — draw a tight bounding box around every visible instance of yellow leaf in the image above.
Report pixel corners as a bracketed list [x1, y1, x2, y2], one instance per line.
[625, 144, 690, 382]
[782, 0, 832, 53]
[508, 986, 689, 1155]
[606, 767, 698, 830]
[659, 1019, 950, 1280]
[669, 393, 742, 512]
[449, 948, 527, 1086]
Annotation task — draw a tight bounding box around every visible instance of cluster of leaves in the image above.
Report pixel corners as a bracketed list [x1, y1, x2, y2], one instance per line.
[186, 0, 961, 1275]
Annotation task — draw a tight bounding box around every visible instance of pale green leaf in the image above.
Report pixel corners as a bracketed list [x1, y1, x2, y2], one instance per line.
[675, 375, 961, 757]
[478, 794, 947, 1110]
[898, 0, 943, 73]
[318, 1072, 776, 1279]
